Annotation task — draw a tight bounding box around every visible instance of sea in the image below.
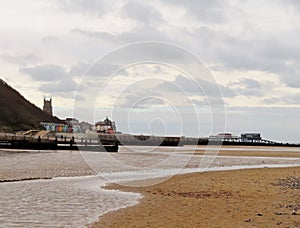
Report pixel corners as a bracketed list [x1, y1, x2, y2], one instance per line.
[0, 145, 300, 227]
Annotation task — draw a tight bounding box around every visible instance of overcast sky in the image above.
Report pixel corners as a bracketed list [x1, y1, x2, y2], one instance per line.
[1, 0, 300, 142]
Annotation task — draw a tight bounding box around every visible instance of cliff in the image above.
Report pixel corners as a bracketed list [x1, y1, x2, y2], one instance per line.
[0, 79, 61, 132]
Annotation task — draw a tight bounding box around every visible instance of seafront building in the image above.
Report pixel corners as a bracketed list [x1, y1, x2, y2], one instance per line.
[95, 117, 116, 134]
[40, 119, 94, 133]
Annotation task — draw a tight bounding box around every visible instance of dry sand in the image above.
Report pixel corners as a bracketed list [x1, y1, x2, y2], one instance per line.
[94, 166, 300, 228]
[194, 146, 300, 158]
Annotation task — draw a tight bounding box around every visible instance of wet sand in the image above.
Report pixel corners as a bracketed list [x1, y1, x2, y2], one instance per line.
[1, 146, 299, 182]
[0, 150, 95, 181]
[94, 166, 300, 228]
[193, 150, 300, 158]
[178, 145, 300, 158]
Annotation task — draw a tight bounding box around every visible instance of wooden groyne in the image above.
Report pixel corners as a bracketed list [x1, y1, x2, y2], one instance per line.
[105, 134, 184, 147]
[0, 132, 119, 152]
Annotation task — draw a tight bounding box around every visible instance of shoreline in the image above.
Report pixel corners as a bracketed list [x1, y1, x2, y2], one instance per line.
[0, 146, 299, 227]
[1, 161, 300, 226]
[1, 162, 299, 227]
[93, 166, 300, 227]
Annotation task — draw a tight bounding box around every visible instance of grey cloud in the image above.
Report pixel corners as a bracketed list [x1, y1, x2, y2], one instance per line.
[157, 75, 235, 98]
[280, 66, 300, 88]
[56, 0, 106, 15]
[285, 77, 300, 88]
[72, 24, 171, 44]
[191, 97, 228, 106]
[69, 61, 122, 77]
[72, 29, 119, 42]
[190, 26, 216, 50]
[70, 1, 300, 89]
[65, 36, 202, 71]
[228, 78, 266, 97]
[40, 78, 77, 93]
[111, 77, 199, 110]
[72, 10, 300, 89]
[212, 33, 300, 88]
[263, 97, 281, 105]
[1, 51, 40, 65]
[283, 0, 300, 10]
[20, 64, 66, 81]
[260, 38, 300, 60]
[164, 0, 230, 23]
[20, 64, 78, 96]
[282, 94, 300, 105]
[234, 78, 262, 89]
[122, 1, 163, 26]
[41, 36, 60, 43]
[264, 94, 300, 105]
[52, 0, 300, 92]
[113, 78, 164, 109]
[117, 93, 166, 109]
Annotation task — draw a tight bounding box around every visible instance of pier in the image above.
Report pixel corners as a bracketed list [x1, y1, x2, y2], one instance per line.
[207, 133, 300, 147]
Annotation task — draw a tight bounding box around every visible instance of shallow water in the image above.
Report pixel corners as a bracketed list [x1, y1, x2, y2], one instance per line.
[0, 146, 300, 227]
[0, 176, 141, 228]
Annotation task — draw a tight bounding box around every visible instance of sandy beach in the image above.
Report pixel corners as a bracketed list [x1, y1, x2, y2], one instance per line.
[94, 166, 300, 228]
[0, 146, 300, 227]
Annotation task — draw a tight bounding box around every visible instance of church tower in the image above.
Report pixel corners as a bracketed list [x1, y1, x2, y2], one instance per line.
[43, 98, 53, 116]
